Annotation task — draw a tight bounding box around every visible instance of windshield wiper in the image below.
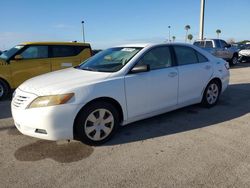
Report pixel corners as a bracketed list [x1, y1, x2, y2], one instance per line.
[81, 67, 98, 71]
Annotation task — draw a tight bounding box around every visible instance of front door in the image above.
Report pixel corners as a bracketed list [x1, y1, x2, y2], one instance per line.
[125, 46, 178, 120]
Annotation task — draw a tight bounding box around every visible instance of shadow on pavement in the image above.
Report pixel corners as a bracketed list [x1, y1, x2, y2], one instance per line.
[15, 140, 94, 163]
[231, 62, 250, 69]
[0, 100, 11, 119]
[105, 83, 250, 146]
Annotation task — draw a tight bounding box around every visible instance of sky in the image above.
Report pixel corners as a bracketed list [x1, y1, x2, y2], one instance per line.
[1, 0, 250, 50]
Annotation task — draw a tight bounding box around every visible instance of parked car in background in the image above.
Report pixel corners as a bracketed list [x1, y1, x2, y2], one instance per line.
[0, 50, 2, 55]
[193, 39, 239, 66]
[239, 44, 250, 63]
[12, 43, 230, 145]
[0, 42, 92, 100]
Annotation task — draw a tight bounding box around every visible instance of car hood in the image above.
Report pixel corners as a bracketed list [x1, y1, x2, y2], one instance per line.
[239, 49, 250, 56]
[19, 68, 112, 95]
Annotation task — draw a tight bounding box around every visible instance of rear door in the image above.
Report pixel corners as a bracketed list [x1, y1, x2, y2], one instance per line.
[49, 45, 82, 71]
[10, 45, 50, 88]
[173, 45, 213, 105]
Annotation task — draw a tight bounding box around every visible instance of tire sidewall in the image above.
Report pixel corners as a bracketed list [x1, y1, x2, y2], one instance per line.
[75, 102, 120, 145]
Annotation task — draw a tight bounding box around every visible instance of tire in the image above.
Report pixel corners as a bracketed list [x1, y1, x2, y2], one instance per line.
[0, 80, 10, 101]
[202, 80, 221, 108]
[74, 101, 120, 145]
[230, 54, 238, 66]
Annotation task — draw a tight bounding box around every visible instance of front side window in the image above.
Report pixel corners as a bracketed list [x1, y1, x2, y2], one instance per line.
[220, 40, 228, 48]
[20, 46, 48, 59]
[138, 46, 172, 70]
[78, 47, 142, 72]
[174, 46, 199, 65]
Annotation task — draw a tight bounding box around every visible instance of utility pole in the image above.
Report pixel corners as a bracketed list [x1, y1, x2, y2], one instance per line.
[81, 20, 85, 42]
[168, 26, 171, 42]
[199, 0, 205, 40]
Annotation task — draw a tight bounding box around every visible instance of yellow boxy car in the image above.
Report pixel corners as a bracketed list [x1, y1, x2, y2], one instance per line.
[0, 42, 92, 100]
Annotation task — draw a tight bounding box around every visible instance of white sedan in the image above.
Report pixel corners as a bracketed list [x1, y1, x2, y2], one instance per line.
[11, 43, 230, 145]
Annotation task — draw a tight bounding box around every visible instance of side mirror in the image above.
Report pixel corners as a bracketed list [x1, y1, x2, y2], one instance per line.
[130, 64, 150, 74]
[14, 55, 23, 60]
[225, 44, 231, 48]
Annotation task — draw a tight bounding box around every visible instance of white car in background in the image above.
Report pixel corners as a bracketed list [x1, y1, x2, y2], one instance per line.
[239, 44, 250, 63]
[12, 43, 230, 145]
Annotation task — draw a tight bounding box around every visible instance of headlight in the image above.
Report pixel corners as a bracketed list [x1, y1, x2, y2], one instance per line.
[28, 93, 74, 109]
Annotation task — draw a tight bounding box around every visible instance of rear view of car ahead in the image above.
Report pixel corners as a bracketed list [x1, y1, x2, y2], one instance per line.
[194, 39, 239, 66]
[0, 42, 92, 100]
[12, 43, 230, 145]
[239, 44, 250, 63]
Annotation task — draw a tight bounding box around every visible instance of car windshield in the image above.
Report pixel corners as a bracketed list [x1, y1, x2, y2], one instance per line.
[0, 45, 24, 60]
[78, 47, 142, 72]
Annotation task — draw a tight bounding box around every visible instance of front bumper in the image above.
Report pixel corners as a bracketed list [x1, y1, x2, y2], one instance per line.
[11, 89, 81, 141]
[239, 55, 250, 63]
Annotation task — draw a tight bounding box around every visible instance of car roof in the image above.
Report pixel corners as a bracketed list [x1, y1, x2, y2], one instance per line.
[20, 42, 91, 46]
[116, 42, 195, 48]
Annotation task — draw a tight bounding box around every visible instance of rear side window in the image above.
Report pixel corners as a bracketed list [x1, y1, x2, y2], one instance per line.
[194, 41, 205, 47]
[51, 45, 86, 58]
[204, 41, 213, 48]
[174, 46, 198, 65]
[196, 51, 208, 63]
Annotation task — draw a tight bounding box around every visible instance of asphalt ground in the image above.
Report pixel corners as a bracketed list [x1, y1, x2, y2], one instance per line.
[0, 63, 250, 188]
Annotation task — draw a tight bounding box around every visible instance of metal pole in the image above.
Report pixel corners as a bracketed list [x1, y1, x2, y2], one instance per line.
[168, 26, 171, 42]
[199, 0, 205, 40]
[81, 21, 85, 43]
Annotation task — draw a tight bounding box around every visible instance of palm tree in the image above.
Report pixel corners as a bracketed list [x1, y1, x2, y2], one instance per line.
[188, 34, 193, 43]
[216, 29, 221, 38]
[185, 25, 191, 43]
[172, 36, 176, 42]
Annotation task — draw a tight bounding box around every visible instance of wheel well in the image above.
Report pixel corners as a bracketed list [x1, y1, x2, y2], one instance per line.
[0, 77, 11, 91]
[233, 52, 238, 57]
[73, 97, 124, 139]
[209, 78, 222, 92]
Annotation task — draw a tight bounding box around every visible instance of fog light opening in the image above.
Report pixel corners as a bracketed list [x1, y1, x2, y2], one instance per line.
[35, 129, 47, 134]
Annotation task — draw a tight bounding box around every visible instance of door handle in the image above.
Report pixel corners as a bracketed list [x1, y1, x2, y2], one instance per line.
[168, 72, 178, 77]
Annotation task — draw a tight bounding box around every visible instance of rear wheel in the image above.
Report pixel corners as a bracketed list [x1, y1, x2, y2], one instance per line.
[202, 80, 221, 108]
[0, 80, 10, 101]
[75, 101, 120, 145]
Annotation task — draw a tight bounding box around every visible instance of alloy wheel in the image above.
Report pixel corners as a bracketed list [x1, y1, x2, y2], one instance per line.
[206, 83, 219, 105]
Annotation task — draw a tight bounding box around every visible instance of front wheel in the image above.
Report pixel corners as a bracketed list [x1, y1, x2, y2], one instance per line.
[202, 81, 221, 108]
[74, 101, 120, 145]
[0, 80, 10, 101]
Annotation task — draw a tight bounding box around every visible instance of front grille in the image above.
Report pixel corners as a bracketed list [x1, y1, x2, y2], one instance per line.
[12, 95, 30, 108]
[12, 89, 37, 109]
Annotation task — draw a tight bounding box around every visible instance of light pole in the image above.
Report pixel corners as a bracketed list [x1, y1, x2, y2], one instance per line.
[81, 20, 85, 43]
[168, 26, 171, 42]
[199, 0, 205, 40]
